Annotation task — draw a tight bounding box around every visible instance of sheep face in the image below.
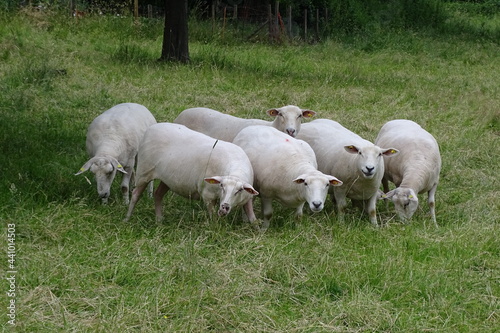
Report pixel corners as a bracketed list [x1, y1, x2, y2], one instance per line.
[267, 105, 316, 137]
[344, 145, 399, 179]
[76, 156, 127, 204]
[205, 176, 258, 217]
[90, 158, 118, 203]
[294, 174, 342, 212]
[385, 188, 419, 222]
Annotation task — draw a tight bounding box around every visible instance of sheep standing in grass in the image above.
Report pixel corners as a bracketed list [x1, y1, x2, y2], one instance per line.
[125, 123, 259, 223]
[76, 103, 157, 204]
[174, 105, 316, 141]
[233, 125, 342, 230]
[297, 119, 399, 226]
[375, 119, 441, 226]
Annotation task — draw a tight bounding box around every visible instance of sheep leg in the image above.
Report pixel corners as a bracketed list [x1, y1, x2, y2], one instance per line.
[428, 183, 438, 227]
[205, 200, 217, 218]
[154, 181, 169, 222]
[242, 199, 257, 223]
[295, 202, 305, 219]
[146, 181, 154, 198]
[366, 195, 379, 227]
[121, 166, 134, 205]
[380, 178, 390, 210]
[333, 191, 347, 223]
[261, 197, 273, 230]
[125, 182, 148, 222]
[382, 177, 390, 193]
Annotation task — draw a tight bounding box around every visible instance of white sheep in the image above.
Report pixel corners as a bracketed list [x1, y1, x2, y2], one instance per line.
[124, 123, 259, 223]
[173, 105, 316, 141]
[375, 119, 441, 226]
[76, 103, 157, 204]
[297, 119, 399, 226]
[233, 125, 342, 230]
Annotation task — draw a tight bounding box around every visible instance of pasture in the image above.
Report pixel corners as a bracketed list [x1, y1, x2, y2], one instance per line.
[1, 6, 499, 332]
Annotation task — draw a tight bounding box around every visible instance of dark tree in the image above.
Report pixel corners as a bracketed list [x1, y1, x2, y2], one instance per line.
[160, 0, 189, 63]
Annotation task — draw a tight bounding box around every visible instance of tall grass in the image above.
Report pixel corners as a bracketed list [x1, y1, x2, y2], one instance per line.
[1, 5, 499, 332]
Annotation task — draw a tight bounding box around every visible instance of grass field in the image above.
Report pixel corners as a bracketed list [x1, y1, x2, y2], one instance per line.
[1, 5, 499, 332]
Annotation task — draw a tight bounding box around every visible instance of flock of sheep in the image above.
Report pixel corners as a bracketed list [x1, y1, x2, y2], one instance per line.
[76, 103, 441, 229]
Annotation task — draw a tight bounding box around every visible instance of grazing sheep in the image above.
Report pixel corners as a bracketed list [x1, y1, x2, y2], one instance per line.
[297, 119, 399, 226]
[76, 103, 157, 204]
[375, 119, 441, 226]
[125, 123, 259, 223]
[233, 125, 342, 230]
[173, 105, 316, 141]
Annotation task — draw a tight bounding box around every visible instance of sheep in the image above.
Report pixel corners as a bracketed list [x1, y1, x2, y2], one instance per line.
[173, 105, 316, 142]
[232, 125, 342, 230]
[124, 123, 259, 223]
[76, 103, 157, 204]
[297, 119, 399, 226]
[375, 119, 441, 226]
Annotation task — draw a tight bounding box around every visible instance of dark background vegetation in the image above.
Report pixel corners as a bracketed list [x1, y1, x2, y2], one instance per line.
[2, 1, 500, 38]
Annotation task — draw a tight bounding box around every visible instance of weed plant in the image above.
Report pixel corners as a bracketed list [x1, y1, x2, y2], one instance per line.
[0, 4, 499, 332]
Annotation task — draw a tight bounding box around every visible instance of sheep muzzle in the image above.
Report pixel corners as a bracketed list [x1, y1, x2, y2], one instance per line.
[218, 203, 231, 216]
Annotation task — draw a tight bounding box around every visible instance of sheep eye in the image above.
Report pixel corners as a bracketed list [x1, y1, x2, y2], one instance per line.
[235, 189, 242, 195]
[304, 182, 308, 186]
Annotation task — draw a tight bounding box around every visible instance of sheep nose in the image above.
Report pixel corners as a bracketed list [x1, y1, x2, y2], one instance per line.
[286, 128, 296, 137]
[218, 203, 230, 216]
[366, 166, 375, 173]
[312, 201, 322, 209]
[100, 194, 109, 204]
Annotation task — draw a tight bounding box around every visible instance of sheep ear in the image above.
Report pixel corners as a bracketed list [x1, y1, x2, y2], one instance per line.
[382, 148, 399, 156]
[75, 159, 94, 175]
[384, 189, 396, 199]
[266, 108, 280, 117]
[327, 176, 343, 186]
[110, 158, 127, 174]
[204, 176, 222, 184]
[344, 145, 360, 154]
[243, 183, 259, 196]
[302, 110, 316, 118]
[377, 190, 387, 200]
[293, 176, 306, 184]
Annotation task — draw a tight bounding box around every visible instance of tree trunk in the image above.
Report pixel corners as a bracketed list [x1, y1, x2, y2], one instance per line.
[160, 0, 189, 63]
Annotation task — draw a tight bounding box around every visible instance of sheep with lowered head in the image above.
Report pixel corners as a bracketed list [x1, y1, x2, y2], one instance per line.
[233, 125, 342, 230]
[76, 103, 157, 204]
[375, 119, 441, 226]
[174, 105, 316, 142]
[297, 119, 399, 226]
[125, 123, 259, 223]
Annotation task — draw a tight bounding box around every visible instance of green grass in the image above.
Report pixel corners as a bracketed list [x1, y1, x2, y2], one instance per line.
[1, 6, 499, 332]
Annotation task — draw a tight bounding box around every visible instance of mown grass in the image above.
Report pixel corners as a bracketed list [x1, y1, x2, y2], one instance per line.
[1, 5, 499, 332]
